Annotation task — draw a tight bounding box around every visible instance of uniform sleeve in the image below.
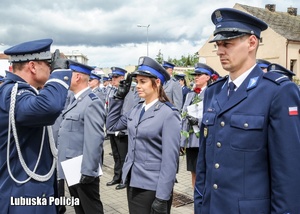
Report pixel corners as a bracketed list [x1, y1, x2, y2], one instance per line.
[106, 98, 128, 131]
[81, 99, 105, 176]
[156, 109, 181, 200]
[173, 81, 183, 110]
[268, 82, 300, 213]
[15, 70, 72, 126]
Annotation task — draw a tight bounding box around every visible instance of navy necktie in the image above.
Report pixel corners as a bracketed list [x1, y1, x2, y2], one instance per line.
[139, 107, 145, 121]
[228, 82, 236, 99]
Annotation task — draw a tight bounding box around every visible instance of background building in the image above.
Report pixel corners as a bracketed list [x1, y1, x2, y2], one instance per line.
[198, 3, 300, 81]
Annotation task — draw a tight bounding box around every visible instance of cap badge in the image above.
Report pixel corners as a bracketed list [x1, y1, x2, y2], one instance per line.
[215, 10, 222, 22]
[138, 57, 144, 66]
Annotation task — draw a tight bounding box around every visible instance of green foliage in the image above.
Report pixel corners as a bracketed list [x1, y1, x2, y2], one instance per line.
[156, 50, 199, 67]
[155, 49, 164, 64]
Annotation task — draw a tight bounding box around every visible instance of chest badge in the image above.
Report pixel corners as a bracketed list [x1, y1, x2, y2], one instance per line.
[204, 127, 208, 138]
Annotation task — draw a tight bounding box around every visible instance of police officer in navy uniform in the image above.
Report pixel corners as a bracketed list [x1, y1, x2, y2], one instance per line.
[256, 59, 271, 72]
[174, 73, 191, 109]
[0, 38, 72, 214]
[57, 60, 105, 214]
[106, 67, 136, 190]
[162, 61, 183, 110]
[194, 8, 300, 213]
[106, 56, 181, 214]
[267, 63, 295, 81]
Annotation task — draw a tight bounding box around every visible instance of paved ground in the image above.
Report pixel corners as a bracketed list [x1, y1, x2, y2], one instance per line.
[64, 140, 194, 213]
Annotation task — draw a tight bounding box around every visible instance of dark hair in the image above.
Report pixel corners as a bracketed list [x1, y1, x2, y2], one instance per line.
[12, 62, 27, 72]
[150, 77, 170, 103]
[182, 78, 187, 86]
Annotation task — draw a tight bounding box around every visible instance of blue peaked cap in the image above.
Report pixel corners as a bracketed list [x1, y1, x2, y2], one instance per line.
[174, 74, 186, 80]
[267, 63, 295, 79]
[4, 38, 53, 62]
[192, 63, 214, 76]
[132, 56, 170, 84]
[111, 67, 127, 76]
[90, 71, 101, 80]
[256, 59, 271, 69]
[210, 8, 268, 43]
[69, 60, 94, 75]
[102, 76, 109, 81]
[162, 61, 175, 69]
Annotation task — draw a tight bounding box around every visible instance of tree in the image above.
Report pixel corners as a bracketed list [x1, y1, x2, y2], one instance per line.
[156, 50, 199, 67]
[155, 49, 164, 64]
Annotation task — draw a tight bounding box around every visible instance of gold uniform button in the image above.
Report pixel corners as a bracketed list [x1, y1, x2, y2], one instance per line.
[244, 123, 249, 128]
[220, 121, 225, 127]
[64, 76, 69, 81]
[213, 184, 218, 189]
[216, 142, 222, 148]
[215, 163, 220, 169]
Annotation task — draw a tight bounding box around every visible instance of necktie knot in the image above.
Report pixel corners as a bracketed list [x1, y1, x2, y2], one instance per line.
[228, 82, 236, 99]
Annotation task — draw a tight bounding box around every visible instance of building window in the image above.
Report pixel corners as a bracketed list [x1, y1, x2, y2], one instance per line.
[290, 59, 297, 72]
[260, 37, 263, 43]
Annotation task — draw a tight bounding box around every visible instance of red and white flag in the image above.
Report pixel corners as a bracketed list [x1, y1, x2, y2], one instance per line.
[289, 107, 298, 116]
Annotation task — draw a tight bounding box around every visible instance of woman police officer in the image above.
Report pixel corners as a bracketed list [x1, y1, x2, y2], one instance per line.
[106, 56, 181, 214]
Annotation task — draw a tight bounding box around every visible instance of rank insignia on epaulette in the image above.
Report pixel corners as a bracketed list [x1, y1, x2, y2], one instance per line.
[89, 93, 98, 100]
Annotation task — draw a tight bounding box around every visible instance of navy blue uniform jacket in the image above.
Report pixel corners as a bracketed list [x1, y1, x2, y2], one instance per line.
[0, 71, 71, 214]
[194, 65, 300, 213]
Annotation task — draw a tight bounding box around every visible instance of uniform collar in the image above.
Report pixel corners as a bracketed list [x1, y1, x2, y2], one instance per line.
[229, 64, 255, 90]
[74, 87, 90, 99]
[143, 98, 158, 111]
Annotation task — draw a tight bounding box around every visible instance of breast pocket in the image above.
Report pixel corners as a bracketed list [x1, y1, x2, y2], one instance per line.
[230, 114, 265, 151]
[202, 112, 216, 146]
[65, 113, 81, 131]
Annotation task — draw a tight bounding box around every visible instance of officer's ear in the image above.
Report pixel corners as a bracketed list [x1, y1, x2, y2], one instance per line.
[248, 35, 258, 52]
[28, 61, 37, 75]
[155, 78, 161, 87]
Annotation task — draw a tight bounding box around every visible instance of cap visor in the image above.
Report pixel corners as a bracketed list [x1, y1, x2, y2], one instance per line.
[209, 33, 246, 43]
[132, 70, 157, 78]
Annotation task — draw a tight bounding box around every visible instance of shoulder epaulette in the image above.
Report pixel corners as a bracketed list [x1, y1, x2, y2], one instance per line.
[208, 75, 228, 88]
[89, 93, 98, 101]
[263, 72, 289, 85]
[164, 101, 178, 111]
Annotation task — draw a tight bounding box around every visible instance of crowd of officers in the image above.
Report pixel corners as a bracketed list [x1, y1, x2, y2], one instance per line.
[1, 7, 300, 214]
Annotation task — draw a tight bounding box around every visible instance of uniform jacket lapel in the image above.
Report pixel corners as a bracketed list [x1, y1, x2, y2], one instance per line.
[218, 66, 263, 115]
[63, 89, 91, 116]
[138, 101, 162, 124]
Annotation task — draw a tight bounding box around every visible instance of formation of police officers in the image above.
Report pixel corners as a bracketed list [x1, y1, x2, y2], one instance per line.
[1, 7, 300, 214]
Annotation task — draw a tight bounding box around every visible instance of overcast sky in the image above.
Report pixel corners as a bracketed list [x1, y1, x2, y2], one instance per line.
[0, 0, 299, 75]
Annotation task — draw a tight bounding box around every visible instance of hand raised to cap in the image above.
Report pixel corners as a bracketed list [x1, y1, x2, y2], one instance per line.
[51, 49, 69, 71]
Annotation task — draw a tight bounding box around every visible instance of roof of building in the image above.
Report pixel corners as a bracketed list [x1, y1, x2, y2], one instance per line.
[236, 3, 300, 42]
